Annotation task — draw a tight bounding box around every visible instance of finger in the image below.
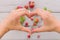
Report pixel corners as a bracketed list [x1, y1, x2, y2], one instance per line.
[25, 10, 30, 18]
[13, 8, 29, 19]
[32, 26, 49, 33]
[38, 9, 51, 20]
[29, 12, 37, 17]
[20, 26, 31, 33]
[32, 8, 51, 20]
[30, 8, 39, 16]
[17, 8, 30, 17]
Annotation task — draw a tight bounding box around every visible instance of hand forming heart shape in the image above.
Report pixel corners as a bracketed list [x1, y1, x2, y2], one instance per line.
[0, 8, 59, 39]
[2, 8, 58, 35]
[0, 1, 59, 38]
[5, 8, 43, 33]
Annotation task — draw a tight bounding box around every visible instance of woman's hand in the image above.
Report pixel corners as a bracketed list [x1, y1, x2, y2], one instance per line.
[0, 8, 31, 38]
[31, 8, 60, 33]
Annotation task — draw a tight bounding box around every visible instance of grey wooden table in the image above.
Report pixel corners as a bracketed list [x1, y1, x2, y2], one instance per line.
[0, 0, 60, 40]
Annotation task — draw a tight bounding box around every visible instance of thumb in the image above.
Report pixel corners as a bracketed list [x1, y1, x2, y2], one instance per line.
[16, 24, 31, 33]
[32, 26, 48, 33]
[29, 12, 37, 17]
[20, 26, 31, 33]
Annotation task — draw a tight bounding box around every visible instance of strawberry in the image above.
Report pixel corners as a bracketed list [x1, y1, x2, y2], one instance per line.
[37, 35, 40, 38]
[30, 17, 34, 20]
[16, 6, 23, 9]
[33, 23, 37, 26]
[25, 22, 29, 27]
[27, 34, 31, 38]
[24, 5, 29, 9]
[29, 1, 35, 8]
[34, 18, 39, 23]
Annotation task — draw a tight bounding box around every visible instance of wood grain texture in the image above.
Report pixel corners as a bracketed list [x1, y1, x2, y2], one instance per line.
[0, 0, 60, 12]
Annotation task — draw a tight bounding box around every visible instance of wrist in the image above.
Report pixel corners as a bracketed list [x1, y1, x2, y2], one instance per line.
[54, 21, 60, 33]
[54, 26, 60, 33]
[0, 25, 9, 38]
[0, 20, 9, 38]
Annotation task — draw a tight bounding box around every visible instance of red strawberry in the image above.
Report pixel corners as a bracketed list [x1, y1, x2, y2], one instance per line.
[30, 17, 34, 20]
[29, 1, 31, 4]
[37, 35, 40, 38]
[29, 1, 35, 8]
[33, 23, 37, 26]
[16, 6, 23, 9]
[25, 22, 29, 27]
[27, 34, 31, 38]
[24, 5, 29, 9]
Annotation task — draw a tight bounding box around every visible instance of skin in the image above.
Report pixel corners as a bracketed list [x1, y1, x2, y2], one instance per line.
[31, 8, 60, 33]
[0, 8, 60, 38]
[0, 8, 31, 38]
